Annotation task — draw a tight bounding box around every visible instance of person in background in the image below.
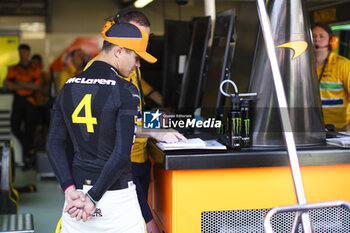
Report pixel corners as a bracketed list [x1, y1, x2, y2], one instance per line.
[31, 54, 50, 150]
[115, 9, 162, 107]
[84, 8, 186, 233]
[58, 48, 86, 90]
[46, 22, 157, 232]
[6, 44, 42, 169]
[312, 22, 350, 131]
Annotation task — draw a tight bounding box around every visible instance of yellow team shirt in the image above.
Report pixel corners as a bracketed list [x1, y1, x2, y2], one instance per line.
[59, 65, 82, 90]
[318, 52, 350, 129]
[85, 58, 152, 163]
[35, 70, 50, 107]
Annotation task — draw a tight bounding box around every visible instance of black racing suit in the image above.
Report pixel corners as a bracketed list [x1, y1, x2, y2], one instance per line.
[46, 61, 139, 202]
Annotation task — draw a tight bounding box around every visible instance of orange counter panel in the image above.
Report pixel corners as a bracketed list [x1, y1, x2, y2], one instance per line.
[150, 164, 350, 233]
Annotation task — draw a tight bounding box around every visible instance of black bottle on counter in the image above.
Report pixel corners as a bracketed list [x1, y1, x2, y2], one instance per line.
[240, 98, 252, 148]
[227, 93, 241, 149]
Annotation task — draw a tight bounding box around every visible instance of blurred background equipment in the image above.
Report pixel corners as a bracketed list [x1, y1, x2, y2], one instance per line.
[248, 0, 325, 147]
[0, 141, 18, 214]
[177, 16, 211, 116]
[200, 8, 236, 121]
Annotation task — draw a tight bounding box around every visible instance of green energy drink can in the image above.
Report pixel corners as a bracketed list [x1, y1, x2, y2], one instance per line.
[240, 98, 252, 147]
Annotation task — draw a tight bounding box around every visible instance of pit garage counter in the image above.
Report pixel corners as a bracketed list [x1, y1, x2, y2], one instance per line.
[147, 140, 350, 232]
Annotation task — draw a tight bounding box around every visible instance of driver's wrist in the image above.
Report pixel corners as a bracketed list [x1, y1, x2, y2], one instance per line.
[64, 184, 76, 194]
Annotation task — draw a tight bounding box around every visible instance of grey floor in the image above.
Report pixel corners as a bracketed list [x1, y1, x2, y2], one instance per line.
[14, 167, 64, 233]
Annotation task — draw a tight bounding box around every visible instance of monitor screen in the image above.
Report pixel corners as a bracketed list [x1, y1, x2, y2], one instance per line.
[140, 35, 164, 110]
[177, 16, 212, 115]
[162, 20, 192, 109]
[200, 9, 236, 120]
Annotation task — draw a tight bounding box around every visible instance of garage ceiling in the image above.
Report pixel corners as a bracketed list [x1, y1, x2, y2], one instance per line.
[0, 0, 48, 16]
[0, 0, 344, 17]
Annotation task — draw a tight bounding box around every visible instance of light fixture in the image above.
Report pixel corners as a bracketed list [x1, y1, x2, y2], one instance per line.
[134, 0, 153, 8]
[331, 24, 350, 31]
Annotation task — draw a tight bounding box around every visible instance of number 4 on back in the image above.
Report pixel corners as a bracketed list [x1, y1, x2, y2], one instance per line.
[72, 94, 97, 133]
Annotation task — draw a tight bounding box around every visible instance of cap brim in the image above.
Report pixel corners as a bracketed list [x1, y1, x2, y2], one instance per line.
[136, 51, 157, 64]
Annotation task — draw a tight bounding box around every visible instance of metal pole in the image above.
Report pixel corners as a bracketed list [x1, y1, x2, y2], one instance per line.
[204, 0, 215, 20]
[204, 0, 215, 47]
[256, 0, 313, 232]
[264, 200, 350, 232]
